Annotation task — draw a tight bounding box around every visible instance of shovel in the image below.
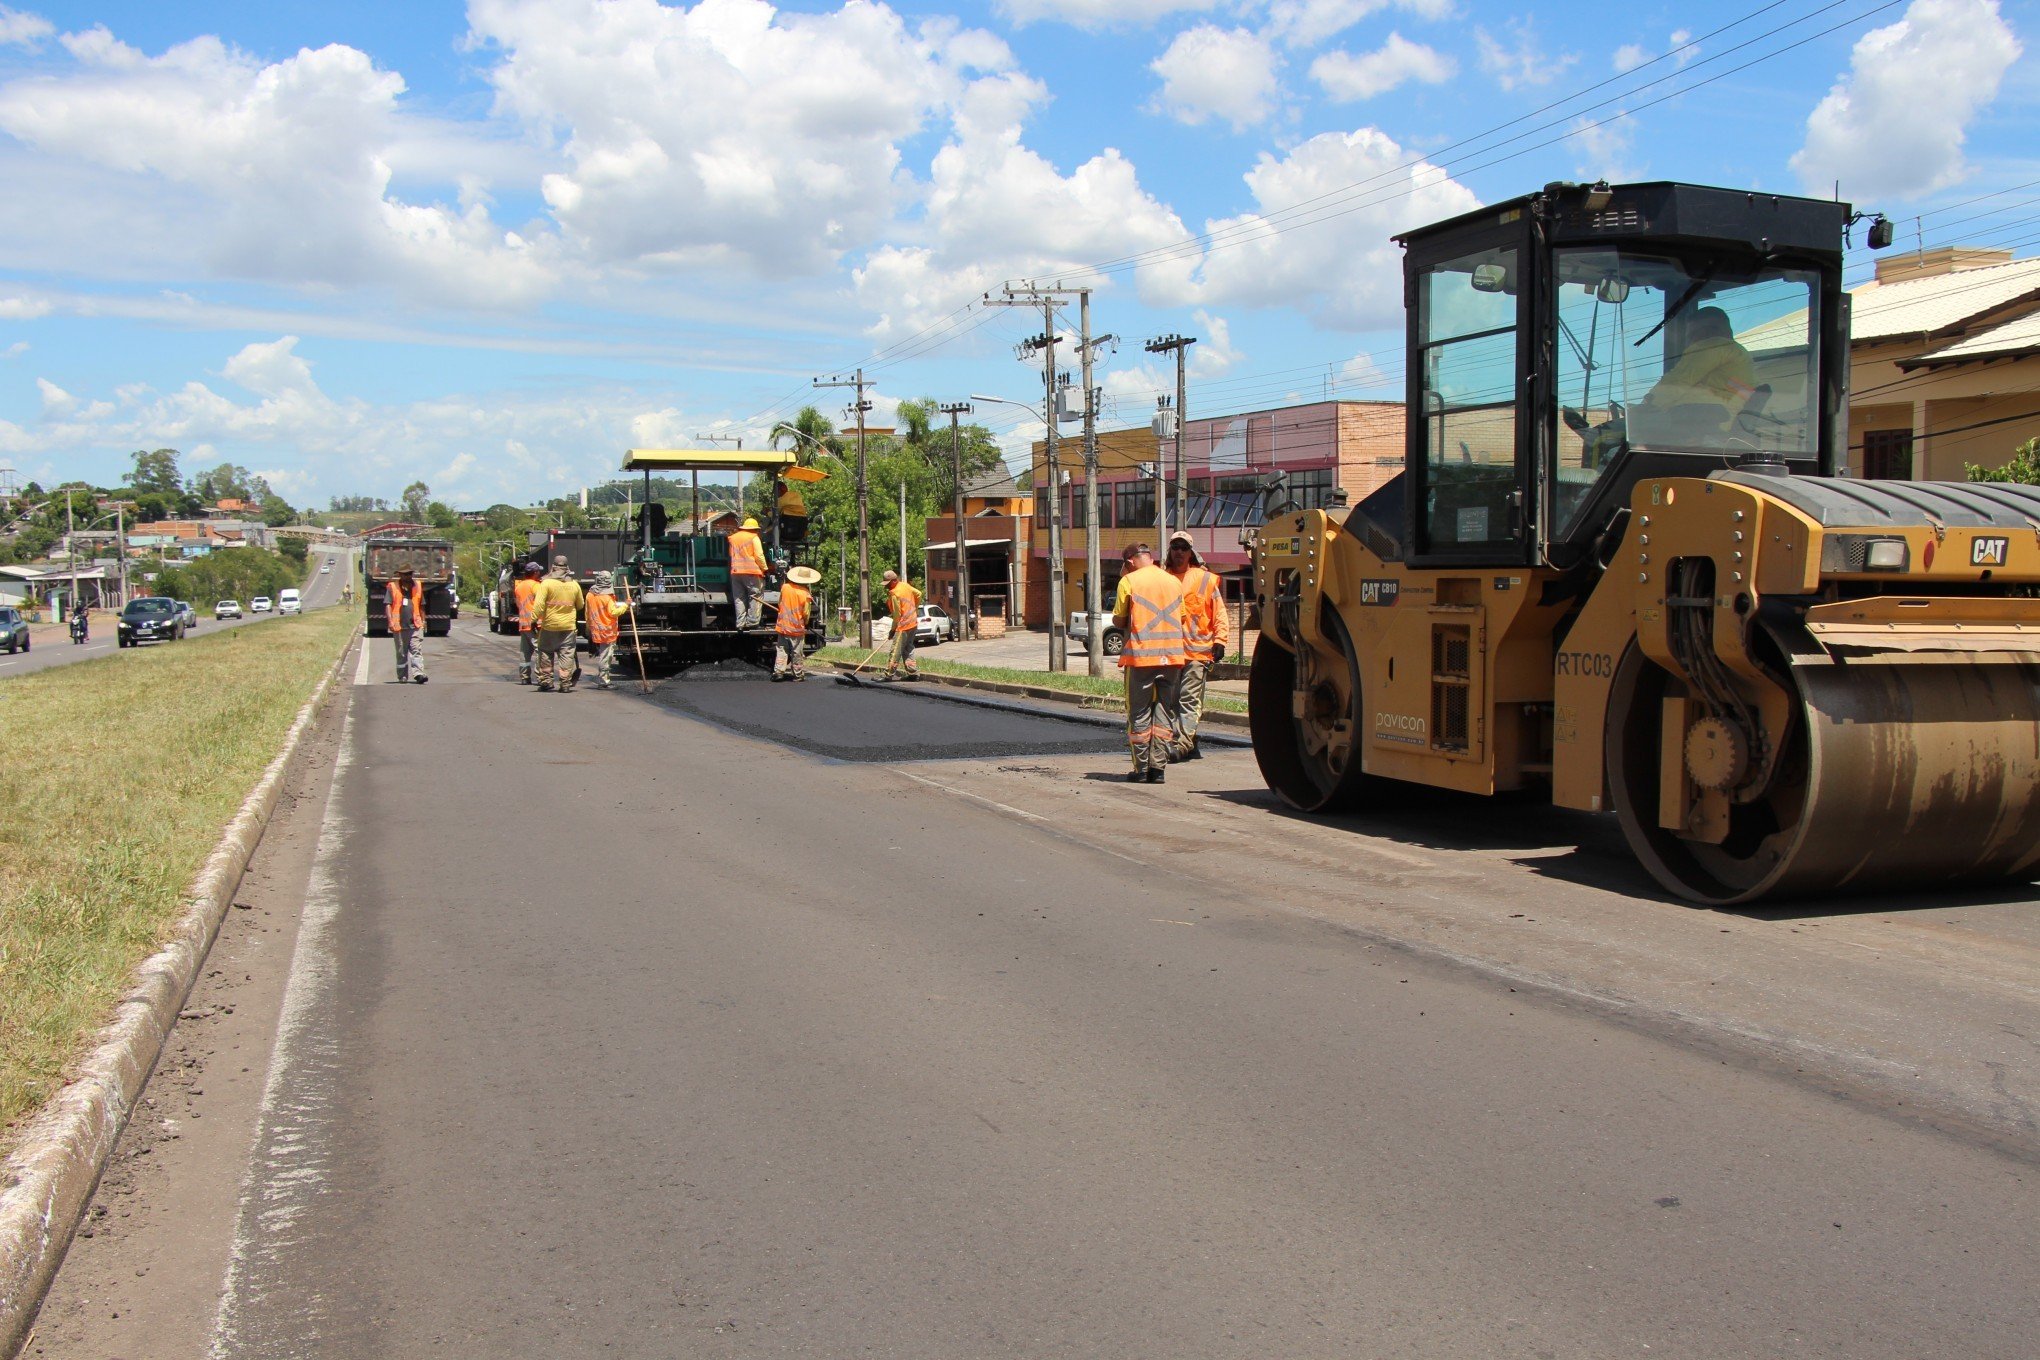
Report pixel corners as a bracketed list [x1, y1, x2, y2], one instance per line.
[833, 647, 888, 688]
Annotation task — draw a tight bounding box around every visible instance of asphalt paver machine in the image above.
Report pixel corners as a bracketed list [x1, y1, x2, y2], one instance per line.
[613, 448, 828, 672]
[1250, 180, 2040, 904]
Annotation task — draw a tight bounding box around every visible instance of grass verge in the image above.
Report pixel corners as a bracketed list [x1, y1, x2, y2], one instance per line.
[0, 609, 356, 1144]
[811, 644, 1248, 714]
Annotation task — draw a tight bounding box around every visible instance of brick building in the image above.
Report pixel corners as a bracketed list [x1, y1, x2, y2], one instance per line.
[1022, 398, 1406, 628]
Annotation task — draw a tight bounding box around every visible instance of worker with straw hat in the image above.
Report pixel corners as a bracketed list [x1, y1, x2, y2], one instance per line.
[775, 565, 819, 681]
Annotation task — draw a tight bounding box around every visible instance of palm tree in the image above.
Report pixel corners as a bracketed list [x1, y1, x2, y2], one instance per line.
[771, 406, 839, 463]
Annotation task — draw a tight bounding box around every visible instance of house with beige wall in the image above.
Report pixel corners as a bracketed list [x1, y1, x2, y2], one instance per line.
[1845, 248, 2040, 480]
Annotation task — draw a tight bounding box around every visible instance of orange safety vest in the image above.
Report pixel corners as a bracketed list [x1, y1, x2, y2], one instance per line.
[776, 582, 811, 637]
[887, 579, 921, 628]
[1118, 564, 1186, 668]
[587, 589, 622, 646]
[513, 577, 537, 632]
[729, 529, 767, 579]
[385, 578, 425, 634]
[1172, 564, 1225, 663]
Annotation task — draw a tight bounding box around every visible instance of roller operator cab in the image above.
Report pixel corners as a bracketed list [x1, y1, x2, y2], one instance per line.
[1250, 181, 2040, 905]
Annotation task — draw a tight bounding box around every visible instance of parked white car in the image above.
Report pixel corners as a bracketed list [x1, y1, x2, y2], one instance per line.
[1067, 610, 1125, 657]
[250, 596, 273, 614]
[871, 603, 952, 645]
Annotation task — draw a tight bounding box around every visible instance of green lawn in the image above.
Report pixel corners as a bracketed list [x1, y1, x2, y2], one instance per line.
[0, 609, 356, 1144]
[812, 644, 1247, 714]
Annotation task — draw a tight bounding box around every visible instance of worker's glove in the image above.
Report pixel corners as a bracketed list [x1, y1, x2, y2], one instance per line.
[1212, 642, 1227, 663]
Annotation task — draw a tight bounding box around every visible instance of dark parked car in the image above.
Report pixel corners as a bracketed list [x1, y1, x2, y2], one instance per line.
[0, 606, 27, 653]
[118, 596, 185, 647]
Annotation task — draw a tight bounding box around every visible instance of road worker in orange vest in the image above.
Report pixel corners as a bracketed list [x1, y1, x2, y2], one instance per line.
[584, 570, 631, 690]
[728, 516, 769, 629]
[1165, 531, 1226, 761]
[513, 560, 542, 684]
[1112, 541, 1185, 783]
[386, 566, 428, 685]
[881, 568, 922, 680]
[774, 565, 819, 681]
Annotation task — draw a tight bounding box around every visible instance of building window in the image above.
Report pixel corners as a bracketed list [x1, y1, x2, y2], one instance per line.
[1034, 487, 1049, 527]
[1116, 481, 1156, 531]
[1863, 429, 1913, 480]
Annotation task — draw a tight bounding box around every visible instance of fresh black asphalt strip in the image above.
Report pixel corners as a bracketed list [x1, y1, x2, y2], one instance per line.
[640, 667, 1127, 763]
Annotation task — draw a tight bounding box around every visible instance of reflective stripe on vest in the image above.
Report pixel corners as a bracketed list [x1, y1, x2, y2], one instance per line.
[513, 578, 537, 631]
[1178, 566, 1223, 662]
[730, 531, 767, 578]
[1120, 566, 1186, 666]
[777, 583, 811, 637]
[386, 579, 424, 634]
[587, 591, 620, 645]
[888, 581, 920, 627]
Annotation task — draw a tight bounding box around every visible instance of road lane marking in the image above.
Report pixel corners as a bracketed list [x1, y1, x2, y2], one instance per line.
[352, 637, 372, 686]
[209, 694, 357, 1357]
[897, 769, 1150, 866]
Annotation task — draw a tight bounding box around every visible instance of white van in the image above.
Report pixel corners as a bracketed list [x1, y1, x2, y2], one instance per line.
[278, 588, 302, 616]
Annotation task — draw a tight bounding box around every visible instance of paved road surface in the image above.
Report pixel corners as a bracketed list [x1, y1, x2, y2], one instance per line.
[0, 547, 355, 681]
[31, 618, 2040, 1359]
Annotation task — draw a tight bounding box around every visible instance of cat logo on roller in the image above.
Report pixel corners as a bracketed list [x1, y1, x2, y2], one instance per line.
[1245, 179, 2040, 907]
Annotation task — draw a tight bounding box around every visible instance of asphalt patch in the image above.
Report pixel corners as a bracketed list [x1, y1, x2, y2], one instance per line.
[643, 671, 1124, 762]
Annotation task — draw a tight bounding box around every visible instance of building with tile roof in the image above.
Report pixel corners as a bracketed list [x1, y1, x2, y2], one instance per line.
[1845, 249, 2040, 480]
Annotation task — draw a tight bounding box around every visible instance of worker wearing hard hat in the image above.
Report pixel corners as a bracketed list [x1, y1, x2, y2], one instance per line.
[1112, 542, 1186, 783]
[728, 516, 768, 629]
[530, 555, 585, 692]
[881, 568, 922, 680]
[513, 560, 543, 684]
[585, 570, 631, 690]
[1165, 531, 1226, 761]
[775, 565, 820, 681]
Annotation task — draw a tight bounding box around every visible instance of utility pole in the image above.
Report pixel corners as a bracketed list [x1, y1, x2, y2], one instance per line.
[1145, 334, 1196, 538]
[939, 401, 973, 639]
[985, 288, 1066, 670]
[898, 479, 907, 579]
[1074, 296, 1116, 678]
[813, 370, 872, 646]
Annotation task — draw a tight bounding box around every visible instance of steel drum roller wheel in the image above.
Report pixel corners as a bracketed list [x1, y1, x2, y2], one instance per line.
[1606, 637, 2040, 905]
[1249, 608, 1394, 813]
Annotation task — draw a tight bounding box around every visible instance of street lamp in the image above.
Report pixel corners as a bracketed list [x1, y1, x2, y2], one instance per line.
[972, 393, 1083, 672]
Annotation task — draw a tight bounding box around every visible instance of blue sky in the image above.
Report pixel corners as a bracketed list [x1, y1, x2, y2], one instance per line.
[0, 0, 2033, 509]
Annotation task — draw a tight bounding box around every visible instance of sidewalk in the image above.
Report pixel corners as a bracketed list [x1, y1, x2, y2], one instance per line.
[867, 627, 1249, 699]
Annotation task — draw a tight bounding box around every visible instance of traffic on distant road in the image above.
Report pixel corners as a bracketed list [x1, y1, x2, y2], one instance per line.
[0, 548, 356, 681]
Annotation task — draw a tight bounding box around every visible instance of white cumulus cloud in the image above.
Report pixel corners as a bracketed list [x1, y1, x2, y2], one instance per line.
[1790, 0, 2020, 202]
[0, 6, 51, 45]
[0, 296, 52, 319]
[1311, 33, 1454, 101]
[1475, 19, 1574, 92]
[1263, 0, 1452, 49]
[997, 0, 1221, 29]
[1158, 127, 1479, 330]
[1149, 25, 1281, 130]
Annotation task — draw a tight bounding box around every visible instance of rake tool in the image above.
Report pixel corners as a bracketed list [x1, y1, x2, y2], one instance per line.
[618, 574, 653, 695]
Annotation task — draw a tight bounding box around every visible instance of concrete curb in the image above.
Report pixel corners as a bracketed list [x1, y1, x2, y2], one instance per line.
[0, 624, 361, 1360]
[814, 660, 1251, 732]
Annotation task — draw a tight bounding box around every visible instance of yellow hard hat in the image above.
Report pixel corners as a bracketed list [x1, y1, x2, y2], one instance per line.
[741, 516, 760, 530]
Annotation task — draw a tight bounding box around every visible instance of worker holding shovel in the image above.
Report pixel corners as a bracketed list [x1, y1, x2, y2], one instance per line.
[585, 571, 631, 690]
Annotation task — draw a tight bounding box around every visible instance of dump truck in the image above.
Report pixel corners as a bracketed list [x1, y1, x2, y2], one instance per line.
[1249, 180, 2040, 905]
[363, 536, 457, 638]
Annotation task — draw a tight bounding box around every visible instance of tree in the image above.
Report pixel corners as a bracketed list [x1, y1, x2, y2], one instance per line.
[771, 405, 840, 460]
[426, 501, 459, 529]
[1967, 437, 2040, 485]
[277, 536, 309, 563]
[123, 448, 183, 499]
[483, 503, 522, 531]
[401, 481, 431, 522]
[189, 462, 260, 505]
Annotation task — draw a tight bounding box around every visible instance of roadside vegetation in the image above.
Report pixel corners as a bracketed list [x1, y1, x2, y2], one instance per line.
[0, 608, 356, 1147]
[811, 643, 1248, 714]
[152, 544, 306, 607]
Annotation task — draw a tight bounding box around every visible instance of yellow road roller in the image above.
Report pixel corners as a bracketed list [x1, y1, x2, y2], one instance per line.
[1249, 181, 2040, 904]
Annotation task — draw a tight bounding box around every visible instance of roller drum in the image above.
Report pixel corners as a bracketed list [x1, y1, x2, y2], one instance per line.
[1609, 647, 2040, 905]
